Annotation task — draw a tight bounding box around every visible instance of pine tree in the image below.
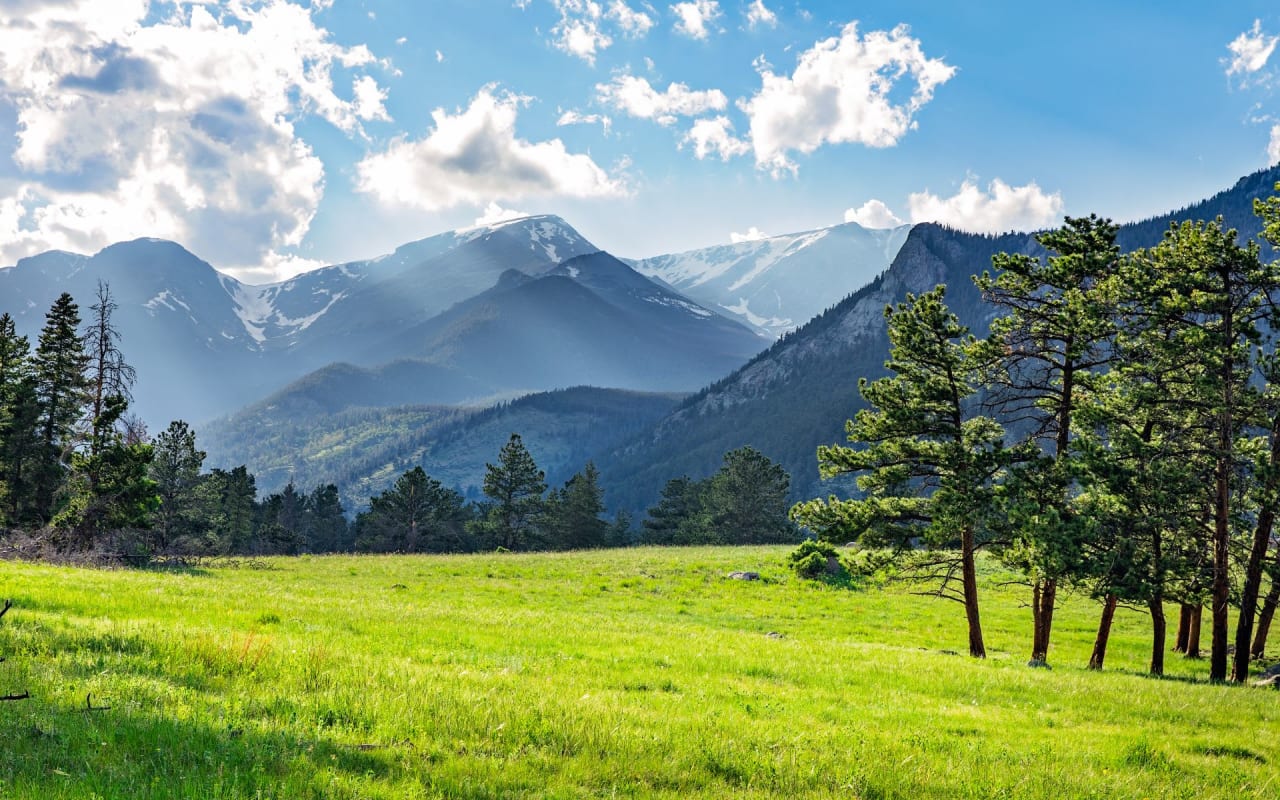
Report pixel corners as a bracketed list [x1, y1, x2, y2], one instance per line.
[30, 293, 91, 520]
[792, 287, 1011, 658]
[543, 462, 608, 550]
[0, 315, 40, 526]
[148, 420, 207, 553]
[305, 483, 350, 553]
[975, 215, 1121, 664]
[472, 434, 546, 551]
[707, 447, 794, 545]
[642, 476, 711, 545]
[355, 467, 467, 552]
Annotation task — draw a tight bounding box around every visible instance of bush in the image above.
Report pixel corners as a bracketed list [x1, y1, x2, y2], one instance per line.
[788, 540, 844, 580]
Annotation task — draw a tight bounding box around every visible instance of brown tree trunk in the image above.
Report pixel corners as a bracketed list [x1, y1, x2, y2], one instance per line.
[1088, 593, 1118, 670]
[961, 527, 985, 658]
[1211, 457, 1231, 681]
[1149, 594, 1166, 676]
[1232, 425, 1280, 681]
[1186, 604, 1203, 659]
[1252, 579, 1280, 659]
[1173, 603, 1192, 653]
[1031, 578, 1056, 662]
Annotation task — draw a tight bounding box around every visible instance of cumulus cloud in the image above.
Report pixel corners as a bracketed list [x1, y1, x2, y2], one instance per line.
[671, 1, 722, 40]
[745, 0, 777, 29]
[549, 1, 653, 63]
[730, 226, 768, 243]
[473, 202, 531, 227]
[1225, 19, 1277, 81]
[907, 178, 1063, 234]
[355, 87, 626, 211]
[1270, 124, 1280, 165]
[0, 0, 389, 277]
[609, 1, 655, 37]
[683, 116, 751, 160]
[596, 74, 727, 125]
[740, 22, 955, 175]
[844, 199, 904, 228]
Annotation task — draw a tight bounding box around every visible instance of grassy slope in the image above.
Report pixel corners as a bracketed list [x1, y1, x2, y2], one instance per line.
[0, 548, 1276, 799]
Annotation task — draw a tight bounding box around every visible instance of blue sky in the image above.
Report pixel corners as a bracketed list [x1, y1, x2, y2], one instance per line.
[0, 1, 1278, 282]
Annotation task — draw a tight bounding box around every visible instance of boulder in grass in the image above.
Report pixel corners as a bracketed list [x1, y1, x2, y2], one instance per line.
[727, 571, 760, 581]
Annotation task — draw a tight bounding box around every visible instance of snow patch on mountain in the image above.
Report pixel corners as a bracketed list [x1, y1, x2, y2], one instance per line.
[645, 294, 713, 317]
[722, 298, 793, 331]
[144, 290, 191, 314]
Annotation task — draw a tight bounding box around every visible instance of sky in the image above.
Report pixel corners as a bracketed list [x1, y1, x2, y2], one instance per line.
[0, 1, 1279, 283]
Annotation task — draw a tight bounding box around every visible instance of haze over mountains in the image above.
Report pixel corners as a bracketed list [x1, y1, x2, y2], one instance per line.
[4, 166, 1279, 513]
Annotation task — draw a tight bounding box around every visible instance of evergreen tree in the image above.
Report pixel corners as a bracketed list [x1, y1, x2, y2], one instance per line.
[305, 483, 350, 552]
[0, 315, 39, 525]
[30, 293, 91, 520]
[200, 466, 257, 555]
[975, 215, 1121, 664]
[1123, 216, 1280, 681]
[707, 446, 795, 545]
[148, 420, 207, 553]
[642, 476, 711, 545]
[472, 434, 546, 550]
[355, 467, 468, 552]
[792, 287, 1010, 658]
[542, 462, 608, 550]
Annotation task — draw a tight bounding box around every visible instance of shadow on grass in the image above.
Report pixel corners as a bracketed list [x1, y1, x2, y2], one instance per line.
[0, 700, 402, 800]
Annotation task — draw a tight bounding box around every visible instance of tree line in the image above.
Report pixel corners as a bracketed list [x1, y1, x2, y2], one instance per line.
[0, 290, 796, 557]
[793, 190, 1280, 684]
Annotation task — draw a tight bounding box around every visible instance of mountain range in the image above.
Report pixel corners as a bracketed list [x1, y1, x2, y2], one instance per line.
[4, 165, 1279, 516]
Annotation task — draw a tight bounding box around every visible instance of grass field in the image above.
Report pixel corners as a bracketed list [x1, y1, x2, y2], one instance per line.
[0, 547, 1277, 799]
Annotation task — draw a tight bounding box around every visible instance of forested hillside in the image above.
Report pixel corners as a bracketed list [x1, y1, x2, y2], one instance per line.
[595, 165, 1280, 514]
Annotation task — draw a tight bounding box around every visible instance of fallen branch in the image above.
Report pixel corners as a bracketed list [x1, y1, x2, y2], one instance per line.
[0, 599, 11, 621]
[1, 692, 29, 702]
[83, 693, 109, 712]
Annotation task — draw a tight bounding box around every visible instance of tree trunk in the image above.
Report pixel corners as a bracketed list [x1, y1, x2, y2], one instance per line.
[1186, 604, 1202, 659]
[1173, 603, 1192, 653]
[961, 527, 985, 658]
[1149, 594, 1166, 676]
[1232, 425, 1280, 681]
[1031, 578, 1056, 662]
[1211, 457, 1231, 681]
[1252, 578, 1280, 659]
[1088, 593, 1118, 670]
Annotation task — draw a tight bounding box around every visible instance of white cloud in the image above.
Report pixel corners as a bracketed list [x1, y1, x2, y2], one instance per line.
[609, 1, 655, 37]
[739, 22, 956, 175]
[844, 199, 904, 228]
[550, 1, 611, 64]
[355, 87, 626, 211]
[671, 1, 722, 40]
[730, 226, 768, 243]
[436, 49, 445, 62]
[0, 0, 387, 278]
[596, 74, 727, 125]
[683, 116, 750, 160]
[557, 109, 613, 134]
[1269, 124, 1280, 165]
[1226, 20, 1277, 80]
[473, 202, 531, 227]
[906, 178, 1063, 234]
[548, 1, 654, 63]
[745, 0, 776, 29]
[353, 75, 390, 122]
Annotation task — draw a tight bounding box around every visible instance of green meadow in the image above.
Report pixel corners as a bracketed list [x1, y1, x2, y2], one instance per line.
[0, 547, 1276, 799]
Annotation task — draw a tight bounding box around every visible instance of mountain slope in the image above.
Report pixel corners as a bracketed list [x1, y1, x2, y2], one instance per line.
[595, 164, 1280, 514]
[0, 215, 603, 427]
[200, 387, 684, 509]
[630, 221, 912, 337]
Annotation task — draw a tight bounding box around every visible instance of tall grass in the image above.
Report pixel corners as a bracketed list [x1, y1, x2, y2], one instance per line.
[0, 548, 1276, 799]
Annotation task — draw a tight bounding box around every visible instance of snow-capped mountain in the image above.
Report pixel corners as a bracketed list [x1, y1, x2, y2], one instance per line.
[629, 221, 912, 338]
[0, 214, 750, 428]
